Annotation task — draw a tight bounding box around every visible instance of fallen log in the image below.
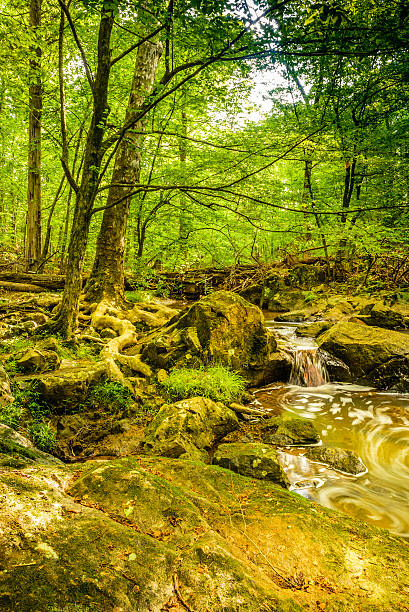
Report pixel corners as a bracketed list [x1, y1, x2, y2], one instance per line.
[0, 281, 47, 293]
[0, 272, 65, 291]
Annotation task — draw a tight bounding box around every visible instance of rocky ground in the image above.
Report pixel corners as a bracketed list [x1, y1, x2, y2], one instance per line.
[1, 283, 409, 611]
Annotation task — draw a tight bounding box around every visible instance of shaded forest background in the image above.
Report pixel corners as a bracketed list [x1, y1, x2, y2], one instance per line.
[1, 0, 409, 295]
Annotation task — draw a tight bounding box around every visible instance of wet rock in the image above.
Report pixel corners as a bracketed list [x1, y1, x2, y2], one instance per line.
[268, 290, 308, 312]
[213, 442, 289, 487]
[257, 351, 293, 385]
[275, 310, 312, 323]
[370, 356, 409, 392]
[368, 304, 409, 330]
[260, 415, 320, 446]
[296, 321, 332, 337]
[17, 348, 60, 374]
[143, 396, 239, 460]
[0, 424, 62, 467]
[139, 291, 281, 385]
[317, 349, 351, 382]
[317, 321, 409, 381]
[304, 446, 366, 475]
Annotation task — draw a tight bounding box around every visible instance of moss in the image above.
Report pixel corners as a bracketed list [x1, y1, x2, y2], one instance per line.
[0, 437, 38, 461]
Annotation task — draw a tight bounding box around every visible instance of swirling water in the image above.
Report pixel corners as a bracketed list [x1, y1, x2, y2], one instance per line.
[261, 317, 409, 537]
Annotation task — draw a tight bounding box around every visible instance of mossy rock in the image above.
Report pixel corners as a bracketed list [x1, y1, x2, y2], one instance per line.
[16, 348, 61, 374]
[304, 446, 366, 475]
[143, 396, 239, 460]
[260, 415, 320, 446]
[213, 442, 289, 487]
[317, 321, 409, 381]
[296, 321, 332, 337]
[0, 424, 62, 466]
[139, 291, 281, 386]
[1, 456, 409, 610]
[368, 304, 409, 330]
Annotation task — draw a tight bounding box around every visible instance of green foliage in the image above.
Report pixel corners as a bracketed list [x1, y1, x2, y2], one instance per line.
[160, 365, 246, 403]
[56, 342, 98, 361]
[27, 422, 55, 453]
[0, 402, 22, 430]
[85, 380, 133, 413]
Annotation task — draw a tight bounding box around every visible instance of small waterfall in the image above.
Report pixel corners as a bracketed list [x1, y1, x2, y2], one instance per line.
[290, 348, 329, 387]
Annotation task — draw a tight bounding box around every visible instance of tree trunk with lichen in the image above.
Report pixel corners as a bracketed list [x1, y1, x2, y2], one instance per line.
[45, 5, 114, 338]
[25, 0, 42, 272]
[84, 40, 162, 306]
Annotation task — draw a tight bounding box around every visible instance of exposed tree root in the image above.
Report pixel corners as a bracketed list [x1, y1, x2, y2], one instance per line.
[90, 301, 153, 393]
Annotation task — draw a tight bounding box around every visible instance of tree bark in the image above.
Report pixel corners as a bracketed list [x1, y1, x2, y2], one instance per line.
[47, 4, 115, 338]
[84, 39, 162, 305]
[25, 0, 42, 271]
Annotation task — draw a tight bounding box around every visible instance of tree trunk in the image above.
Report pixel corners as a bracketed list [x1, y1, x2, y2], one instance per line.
[48, 5, 115, 338]
[84, 40, 162, 305]
[25, 0, 42, 271]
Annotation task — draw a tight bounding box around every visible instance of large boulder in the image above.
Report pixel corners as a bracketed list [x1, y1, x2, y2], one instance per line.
[1, 456, 409, 611]
[304, 446, 366, 475]
[139, 291, 281, 385]
[317, 321, 409, 384]
[368, 304, 409, 330]
[143, 396, 239, 459]
[213, 442, 289, 487]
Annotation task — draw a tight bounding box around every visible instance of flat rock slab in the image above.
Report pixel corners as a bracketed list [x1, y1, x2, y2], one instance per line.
[1, 456, 409, 611]
[260, 415, 320, 446]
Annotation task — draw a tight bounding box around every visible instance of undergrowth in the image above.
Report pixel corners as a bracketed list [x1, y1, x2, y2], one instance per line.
[160, 365, 246, 403]
[84, 380, 134, 413]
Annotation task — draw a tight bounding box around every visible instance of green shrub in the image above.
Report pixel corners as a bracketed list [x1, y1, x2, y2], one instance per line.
[0, 403, 22, 429]
[28, 422, 55, 453]
[85, 380, 133, 413]
[160, 365, 246, 403]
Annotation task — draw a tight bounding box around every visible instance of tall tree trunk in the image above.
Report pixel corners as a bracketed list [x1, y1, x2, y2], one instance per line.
[178, 98, 189, 259]
[48, 4, 115, 338]
[84, 40, 162, 305]
[25, 0, 42, 271]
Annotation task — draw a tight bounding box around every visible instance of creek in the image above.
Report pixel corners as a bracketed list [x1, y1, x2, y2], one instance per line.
[257, 317, 409, 538]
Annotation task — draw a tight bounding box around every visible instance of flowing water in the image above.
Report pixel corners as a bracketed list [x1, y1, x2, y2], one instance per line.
[260, 316, 409, 537]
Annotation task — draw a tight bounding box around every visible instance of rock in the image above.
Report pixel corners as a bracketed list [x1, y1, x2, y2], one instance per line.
[0, 423, 62, 467]
[260, 415, 320, 446]
[213, 442, 289, 487]
[317, 349, 351, 382]
[0, 365, 13, 406]
[267, 289, 308, 312]
[16, 348, 60, 374]
[24, 312, 48, 325]
[1, 456, 409, 611]
[156, 368, 168, 383]
[370, 356, 409, 392]
[296, 321, 332, 337]
[368, 304, 409, 330]
[143, 396, 239, 459]
[317, 321, 409, 381]
[275, 310, 312, 322]
[31, 363, 106, 409]
[257, 351, 293, 385]
[304, 446, 366, 475]
[139, 291, 281, 386]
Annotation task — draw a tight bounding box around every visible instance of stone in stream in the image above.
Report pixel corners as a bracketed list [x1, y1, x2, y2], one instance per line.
[317, 348, 351, 382]
[259, 415, 320, 446]
[274, 310, 312, 322]
[212, 442, 289, 487]
[317, 321, 409, 386]
[304, 446, 367, 475]
[296, 321, 332, 337]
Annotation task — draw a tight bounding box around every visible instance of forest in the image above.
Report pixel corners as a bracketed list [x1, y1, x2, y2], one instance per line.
[1, 1, 409, 611]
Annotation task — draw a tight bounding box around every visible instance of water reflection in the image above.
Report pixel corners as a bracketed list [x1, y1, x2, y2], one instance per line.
[256, 383, 409, 537]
